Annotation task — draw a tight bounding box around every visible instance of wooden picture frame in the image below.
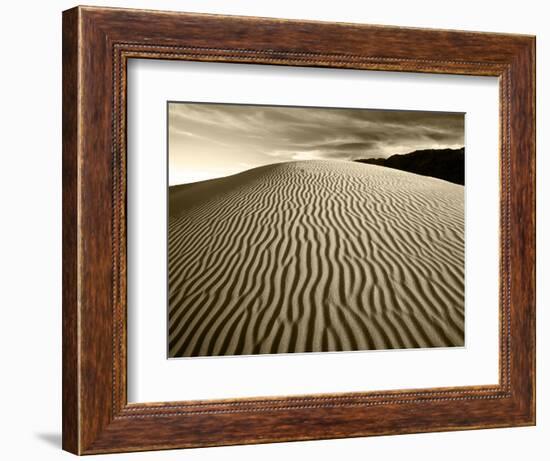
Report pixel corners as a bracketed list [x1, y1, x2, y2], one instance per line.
[62, 5, 535, 455]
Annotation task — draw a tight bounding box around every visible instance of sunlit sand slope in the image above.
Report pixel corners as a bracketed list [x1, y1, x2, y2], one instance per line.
[168, 160, 464, 357]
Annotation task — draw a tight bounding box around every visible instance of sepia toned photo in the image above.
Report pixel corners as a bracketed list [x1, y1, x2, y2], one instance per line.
[167, 102, 465, 358]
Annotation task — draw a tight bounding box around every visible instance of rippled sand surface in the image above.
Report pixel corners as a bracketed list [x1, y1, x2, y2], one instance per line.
[168, 160, 464, 358]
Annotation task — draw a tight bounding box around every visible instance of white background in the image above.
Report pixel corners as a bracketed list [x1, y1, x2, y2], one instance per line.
[0, 0, 546, 460]
[128, 60, 499, 402]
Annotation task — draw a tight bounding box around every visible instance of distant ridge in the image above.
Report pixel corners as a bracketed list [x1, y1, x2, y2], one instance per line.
[354, 147, 464, 185]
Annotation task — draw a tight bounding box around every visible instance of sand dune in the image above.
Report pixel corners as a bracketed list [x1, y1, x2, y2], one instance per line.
[168, 160, 464, 358]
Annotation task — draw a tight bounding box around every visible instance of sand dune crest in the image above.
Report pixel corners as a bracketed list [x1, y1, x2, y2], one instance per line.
[168, 160, 464, 358]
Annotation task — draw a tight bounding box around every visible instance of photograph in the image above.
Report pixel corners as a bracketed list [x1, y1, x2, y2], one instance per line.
[167, 102, 466, 358]
[54, 3, 536, 456]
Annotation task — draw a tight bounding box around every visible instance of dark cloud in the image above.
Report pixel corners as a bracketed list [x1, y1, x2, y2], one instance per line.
[169, 102, 464, 183]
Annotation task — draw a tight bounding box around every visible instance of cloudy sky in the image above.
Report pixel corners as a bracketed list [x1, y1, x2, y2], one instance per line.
[168, 102, 464, 185]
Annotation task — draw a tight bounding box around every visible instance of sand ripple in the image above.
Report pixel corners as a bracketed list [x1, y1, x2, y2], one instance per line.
[168, 160, 464, 357]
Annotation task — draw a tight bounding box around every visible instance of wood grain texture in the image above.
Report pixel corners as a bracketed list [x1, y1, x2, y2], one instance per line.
[62, 5, 536, 455]
[62, 7, 79, 454]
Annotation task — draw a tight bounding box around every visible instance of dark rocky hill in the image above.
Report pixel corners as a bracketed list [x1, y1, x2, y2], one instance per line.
[355, 147, 464, 185]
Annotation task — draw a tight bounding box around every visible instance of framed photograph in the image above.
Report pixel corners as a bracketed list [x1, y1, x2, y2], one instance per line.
[62, 6, 535, 455]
